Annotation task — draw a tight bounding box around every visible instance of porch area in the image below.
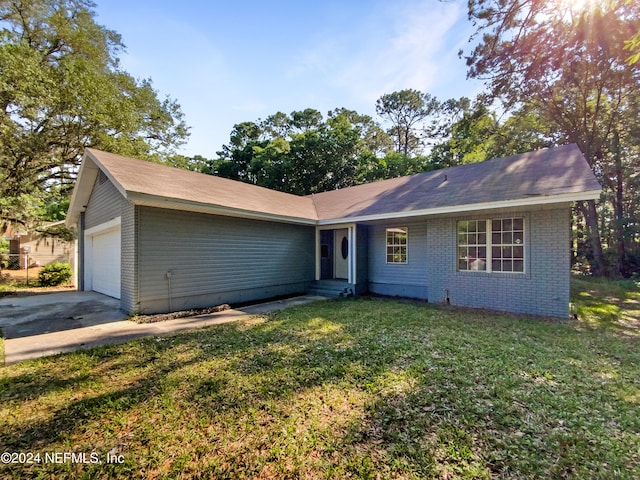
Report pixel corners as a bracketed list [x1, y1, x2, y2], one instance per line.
[307, 279, 354, 298]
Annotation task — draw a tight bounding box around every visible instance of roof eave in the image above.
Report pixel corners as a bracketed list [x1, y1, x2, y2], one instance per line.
[127, 192, 318, 225]
[65, 153, 100, 227]
[317, 189, 602, 225]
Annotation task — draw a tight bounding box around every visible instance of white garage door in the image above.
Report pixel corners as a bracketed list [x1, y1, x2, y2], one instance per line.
[91, 227, 121, 299]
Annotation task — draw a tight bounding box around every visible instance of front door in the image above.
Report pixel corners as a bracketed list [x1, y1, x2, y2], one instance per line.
[320, 230, 333, 280]
[334, 229, 349, 280]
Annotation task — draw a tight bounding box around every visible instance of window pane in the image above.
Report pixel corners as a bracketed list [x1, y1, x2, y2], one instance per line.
[514, 260, 524, 272]
[492, 259, 501, 271]
[513, 218, 523, 230]
[502, 232, 512, 244]
[492, 232, 501, 244]
[502, 246, 512, 258]
[386, 228, 408, 264]
[478, 246, 486, 259]
[503, 218, 512, 231]
[514, 231, 524, 245]
[459, 259, 468, 270]
[478, 232, 486, 244]
[492, 220, 501, 232]
[471, 258, 486, 270]
[492, 246, 501, 258]
[514, 246, 524, 259]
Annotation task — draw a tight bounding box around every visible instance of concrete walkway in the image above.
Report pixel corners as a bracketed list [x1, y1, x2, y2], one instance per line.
[1, 295, 327, 365]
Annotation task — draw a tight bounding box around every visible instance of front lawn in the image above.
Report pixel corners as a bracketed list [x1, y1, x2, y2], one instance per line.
[1, 283, 638, 479]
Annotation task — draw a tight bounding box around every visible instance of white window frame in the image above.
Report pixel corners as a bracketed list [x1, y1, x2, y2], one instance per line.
[457, 218, 525, 274]
[386, 227, 408, 264]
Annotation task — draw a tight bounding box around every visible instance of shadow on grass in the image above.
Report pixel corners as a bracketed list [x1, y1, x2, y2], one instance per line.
[1, 297, 639, 478]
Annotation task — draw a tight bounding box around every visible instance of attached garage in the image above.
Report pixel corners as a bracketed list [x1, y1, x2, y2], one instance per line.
[84, 218, 121, 299]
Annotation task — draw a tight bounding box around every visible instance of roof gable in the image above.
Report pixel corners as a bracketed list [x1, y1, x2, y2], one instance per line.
[67, 149, 318, 225]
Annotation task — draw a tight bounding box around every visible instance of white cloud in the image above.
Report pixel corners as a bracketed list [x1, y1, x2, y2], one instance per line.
[338, 1, 466, 103]
[285, 0, 470, 108]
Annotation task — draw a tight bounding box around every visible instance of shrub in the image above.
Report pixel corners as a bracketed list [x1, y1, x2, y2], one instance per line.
[38, 263, 73, 287]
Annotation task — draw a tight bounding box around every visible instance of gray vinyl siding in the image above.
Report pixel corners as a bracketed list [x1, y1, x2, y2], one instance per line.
[84, 173, 125, 229]
[426, 206, 570, 317]
[368, 221, 428, 299]
[120, 202, 139, 313]
[136, 207, 315, 313]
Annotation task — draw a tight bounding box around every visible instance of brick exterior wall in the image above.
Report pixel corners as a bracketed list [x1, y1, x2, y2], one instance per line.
[425, 206, 570, 317]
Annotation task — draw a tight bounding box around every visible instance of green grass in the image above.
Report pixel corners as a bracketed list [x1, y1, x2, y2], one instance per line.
[0, 277, 21, 296]
[571, 275, 640, 334]
[1, 281, 639, 479]
[0, 276, 35, 297]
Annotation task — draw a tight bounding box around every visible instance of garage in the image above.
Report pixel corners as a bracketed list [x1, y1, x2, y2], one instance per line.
[86, 222, 121, 299]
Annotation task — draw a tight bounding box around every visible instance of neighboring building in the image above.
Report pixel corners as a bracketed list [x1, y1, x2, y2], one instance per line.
[66, 145, 601, 317]
[2, 221, 74, 270]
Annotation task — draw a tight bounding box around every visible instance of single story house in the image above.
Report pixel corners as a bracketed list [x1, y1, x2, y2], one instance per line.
[66, 144, 601, 317]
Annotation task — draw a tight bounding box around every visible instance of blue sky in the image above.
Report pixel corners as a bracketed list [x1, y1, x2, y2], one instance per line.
[95, 0, 484, 158]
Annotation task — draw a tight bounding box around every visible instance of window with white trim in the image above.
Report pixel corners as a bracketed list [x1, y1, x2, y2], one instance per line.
[457, 218, 524, 273]
[386, 227, 408, 264]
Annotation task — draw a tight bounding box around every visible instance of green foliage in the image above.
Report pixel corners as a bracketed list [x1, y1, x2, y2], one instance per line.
[464, 0, 640, 277]
[624, 0, 640, 64]
[0, 0, 189, 229]
[213, 109, 389, 194]
[375, 89, 440, 156]
[38, 262, 72, 286]
[0, 239, 8, 271]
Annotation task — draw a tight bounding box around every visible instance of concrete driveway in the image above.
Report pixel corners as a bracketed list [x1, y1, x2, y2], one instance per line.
[0, 291, 327, 365]
[0, 291, 126, 339]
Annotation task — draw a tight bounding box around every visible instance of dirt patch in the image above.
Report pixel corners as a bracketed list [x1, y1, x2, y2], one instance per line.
[132, 304, 232, 324]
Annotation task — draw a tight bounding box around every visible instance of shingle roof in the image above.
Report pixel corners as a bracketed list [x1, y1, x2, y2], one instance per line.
[84, 149, 318, 222]
[310, 144, 601, 220]
[69, 144, 600, 226]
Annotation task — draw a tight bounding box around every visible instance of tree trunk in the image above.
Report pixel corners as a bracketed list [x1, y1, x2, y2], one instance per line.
[580, 200, 606, 276]
[612, 129, 626, 277]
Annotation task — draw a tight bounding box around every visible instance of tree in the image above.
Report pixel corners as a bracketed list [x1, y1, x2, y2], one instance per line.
[212, 109, 392, 195]
[625, 0, 640, 63]
[464, 0, 640, 276]
[0, 0, 189, 232]
[375, 89, 440, 156]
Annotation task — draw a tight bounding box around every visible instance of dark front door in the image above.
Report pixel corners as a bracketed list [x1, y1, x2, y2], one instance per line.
[320, 230, 333, 280]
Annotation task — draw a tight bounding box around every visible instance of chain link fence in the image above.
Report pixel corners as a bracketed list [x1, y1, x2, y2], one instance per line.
[0, 253, 73, 286]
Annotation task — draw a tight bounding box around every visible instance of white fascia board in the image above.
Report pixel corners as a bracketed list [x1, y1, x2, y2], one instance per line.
[84, 217, 121, 237]
[83, 150, 128, 199]
[65, 155, 100, 227]
[127, 192, 318, 225]
[316, 189, 602, 226]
